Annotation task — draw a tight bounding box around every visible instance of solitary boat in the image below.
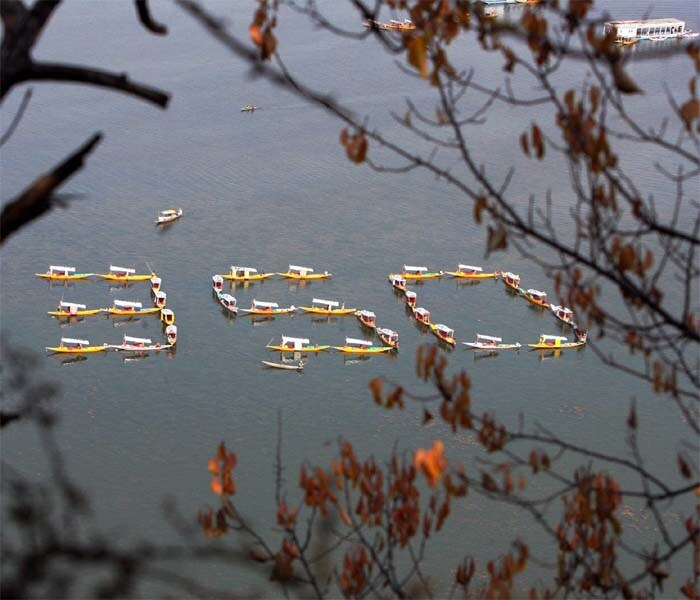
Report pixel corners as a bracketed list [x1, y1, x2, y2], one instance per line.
[550, 304, 575, 325]
[98, 266, 155, 282]
[48, 301, 103, 318]
[46, 337, 107, 354]
[376, 327, 399, 349]
[386, 18, 416, 30]
[165, 324, 178, 345]
[240, 300, 296, 315]
[36, 265, 93, 281]
[109, 335, 171, 352]
[389, 275, 407, 292]
[430, 323, 456, 345]
[413, 307, 431, 325]
[444, 264, 499, 279]
[241, 104, 258, 112]
[299, 298, 356, 316]
[266, 336, 329, 353]
[528, 334, 585, 350]
[155, 208, 183, 224]
[217, 293, 238, 314]
[277, 265, 332, 280]
[106, 300, 160, 316]
[405, 290, 417, 308]
[501, 272, 521, 291]
[524, 289, 549, 308]
[355, 309, 377, 329]
[401, 265, 443, 280]
[463, 334, 521, 350]
[261, 360, 304, 371]
[221, 266, 274, 281]
[333, 337, 392, 354]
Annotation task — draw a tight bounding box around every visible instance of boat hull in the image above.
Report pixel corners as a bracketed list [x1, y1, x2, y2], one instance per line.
[221, 273, 275, 281]
[445, 271, 498, 279]
[332, 346, 391, 354]
[36, 273, 93, 280]
[109, 344, 172, 352]
[528, 342, 585, 350]
[48, 309, 104, 317]
[240, 308, 296, 315]
[401, 272, 442, 280]
[46, 345, 107, 354]
[524, 294, 549, 308]
[261, 360, 303, 370]
[266, 344, 329, 353]
[277, 272, 332, 280]
[463, 342, 521, 350]
[299, 307, 356, 315]
[107, 307, 161, 316]
[98, 274, 155, 282]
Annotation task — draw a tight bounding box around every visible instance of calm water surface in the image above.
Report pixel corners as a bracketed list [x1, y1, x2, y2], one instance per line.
[1, 1, 697, 594]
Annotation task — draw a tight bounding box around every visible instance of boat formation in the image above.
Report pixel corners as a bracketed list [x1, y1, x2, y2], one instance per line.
[214, 265, 332, 282]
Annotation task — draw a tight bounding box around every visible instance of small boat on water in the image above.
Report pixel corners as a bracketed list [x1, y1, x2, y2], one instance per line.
[161, 308, 175, 325]
[107, 300, 160, 316]
[573, 327, 588, 343]
[413, 307, 431, 325]
[444, 264, 499, 279]
[362, 19, 389, 30]
[501, 271, 521, 291]
[355, 309, 377, 329]
[217, 292, 238, 314]
[98, 266, 155, 282]
[156, 208, 183, 224]
[389, 275, 407, 292]
[150, 276, 162, 293]
[333, 337, 392, 354]
[48, 301, 103, 318]
[221, 266, 274, 281]
[153, 291, 167, 309]
[165, 324, 178, 345]
[376, 327, 399, 349]
[550, 304, 575, 325]
[266, 336, 329, 353]
[262, 360, 304, 371]
[401, 265, 443, 280]
[36, 265, 93, 281]
[277, 265, 332, 280]
[430, 323, 456, 345]
[212, 275, 224, 292]
[524, 289, 549, 308]
[528, 334, 585, 350]
[241, 105, 258, 112]
[386, 18, 416, 30]
[463, 334, 521, 350]
[46, 337, 107, 354]
[405, 290, 417, 308]
[109, 335, 171, 352]
[299, 298, 356, 316]
[240, 300, 296, 315]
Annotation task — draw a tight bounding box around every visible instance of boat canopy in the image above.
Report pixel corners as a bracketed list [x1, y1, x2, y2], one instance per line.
[477, 334, 502, 342]
[220, 294, 236, 305]
[151, 276, 161, 285]
[289, 265, 313, 275]
[212, 275, 223, 283]
[312, 298, 339, 308]
[50, 265, 75, 273]
[61, 337, 89, 346]
[458, 264, 482, 272]
[527, 289, 547, 298]
[503, 271, 520, 281]
[435, 324, 454, 335]
[282, 336, 310, 349]
[110, 265, 136, 274]
[161, 309, 174, 317]
[405, 291, 417, 299]
[165, 324, 177, 335]
[378, 328, 398, 339]
[154, 291, 166, 300]
[403, 265, 427, 273]
[557, 306, 573, 315]
[60, 302, 86, 310]
[160, 209, 178, 216]
[114, 300, 142, 309]
[357, 310, 376, 318]
[346, 337, 373, 346]
[390, 275, 406, 284]
[253, 300, 278, 308]
[124, 336, 152, 345]
[231, 266, 258, 274]
[414, 307, 430, 317]
[540, 334, 567, 341]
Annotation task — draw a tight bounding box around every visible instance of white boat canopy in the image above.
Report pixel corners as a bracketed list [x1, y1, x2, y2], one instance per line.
[154, 291, 166, 300]
[405, 290, 417, 299]
[60, 302, 87, 309]
[160, 209, 178, 216]
[61, 338, 89, 346]
[458, 264, 482, 272]
[231, 266, 258, 274]
[414, 307, 430, 316]
[390, 275, 406, 284]
[124, 336, 152, 344]
[114, 300, 142, 309]
[540, 335, 567, 341]
[220, 294, 236, 305]
[312, 298, 339, 308]
[161, 309, 174, 317]
[435, 324, 454, 335]
[151, 276, 161, 285]
[503, 272, 520, 280]
[50, 265, 75, 273]
[165, 324, 177, 335]
[556, 306, 573, 315]
[110, 265, 136, 274]
[477, 334, 502, 342]
[252, 300, 279, 308]
[212, 275, 223, 283]
[357, 310, 376, 317]
[378, 328, 398, 339]
[346, 338, 373, 346]
[282, 336, 310, 349]
[289, 265, 313, 275]
[527, 289, 547, 297]
[403, 265, 427, 273]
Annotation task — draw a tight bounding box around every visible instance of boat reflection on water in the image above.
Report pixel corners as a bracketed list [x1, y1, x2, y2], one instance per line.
[123, 353, 150, 363]
[111, 317, 141, 327]
[473, 351, 499, 362]
[309, 315, 340, 325]
[59, 355, 89, 366]
[251, 316, 276, 326]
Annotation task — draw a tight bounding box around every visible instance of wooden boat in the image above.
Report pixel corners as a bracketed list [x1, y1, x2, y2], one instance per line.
[153, 291, 167, 309]
[405, 290, 417, 308]
[299, 298, 356, 316]
[430, 323, 456, 345]
[262, 360, 304, 371]
[266, 336, 329, 353]
[376, 327, 399, 349]
[109, 335, 172, 352]
[240, 300, 296, 315]
[333, 337, 392, 354]
[106, 300, 160, 316]
[386, 18, 416, 30]
[528, 334, 586, 350]
[212, 275, 224, 292]
[355, 309, 377, 329]
[161, 308, 175, 325]
[150, 276, 162, 293]
[444, 264, 499, 279]
[221, 266, 274, 281]
[36, 265, 93, 281]
[413, 307, 431, 325]
[277, 265, 332, 280]
[217, 292, 238, 314]
[48, 301, 103, 318]
[389, 275, 407, 292]
[463, 334, 521, 350]
[98, 265, 155, 282]
[156, 208, 183, 224]
[501, 271, 521, 291]
[165, 324, 178, 345]
[46, 337, 107, 354]
[401, 265, 443, 280]
[241, 105, 258, 112]
[573, 327, 588, 343]
[550, 304, 575, 325]
[524, 289, 549, 308]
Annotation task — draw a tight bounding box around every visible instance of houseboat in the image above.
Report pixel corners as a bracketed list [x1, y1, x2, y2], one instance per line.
[603, 18, 697, 43]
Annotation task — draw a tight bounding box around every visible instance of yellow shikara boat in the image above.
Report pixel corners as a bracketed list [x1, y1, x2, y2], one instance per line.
[239, 300, 296, 315]
[46, 337, 107, 354]
[48, 301, 104, 318]
[444, 264, 499, 279]
[430, 323, 456, 346]
[106, 300, 161, 316]
[400, 265, 443, 280]
[333, 337, 392, 354]
[266, 336, 329, 353]
[299, 298, 356, 316]
[528, 334, 585, 350]
[524, 289, 550, 308]
[36, 265, 94, 281]
[277, 265, 332, 280]
[221, 266, 275, 281]
[97, 265, 155, 282]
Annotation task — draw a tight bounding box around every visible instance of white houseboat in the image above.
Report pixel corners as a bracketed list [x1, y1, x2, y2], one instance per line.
[603, 18, 696, 43]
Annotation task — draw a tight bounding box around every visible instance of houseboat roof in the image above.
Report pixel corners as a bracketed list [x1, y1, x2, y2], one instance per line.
[50, 265, 75, 273]
[114, 300, 142, 308]
[403, 265, 427, 272]
[124, 336, 152, 344]
[60, 301, 86, 309]
[541, 334, 567, 341]
[110, 265, 136, 274]
[346, 338, 373, 346]
[232, 266, 258, 273]
[61, 337, 89, 345]
[605, 18, 684, 27]
[253, 300, 278, 308]
[477, 334, 502, 342]
[289, 265, 313, 273]
[312, 298, 339, 308]
[458, 264, 482, 272]
[282, 336, 310, 345]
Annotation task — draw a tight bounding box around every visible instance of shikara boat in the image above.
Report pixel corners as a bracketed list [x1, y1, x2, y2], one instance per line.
[501, 271, 521, 291]
[161, 308, 175, 325]
[413, 307, 431, 325]
[156, 208, 183, 224]
[266, 336, 329, 353]
[299, 298, 356, 316]
[153, 291, 167, 309]
[405, 290, 417, 308]
[355, 309, 377, 329]
[241, 105, 258, 112]
[430, 323, 456, 345]
[528, 334, 586, 350]
[217, 293, 238, 314]
[212, 275, 224, 292]
[524, 289, 550, 308]
[389, 275, 407, 292]
[386, 18, 416, 30]
[573, 327, 588, 343]
[106, 300, 160, 316]
[240, 300, 296, 315]
[277, 265, 332, 280]
[36, 265, 94, 281]
[444, 264, 499, 279]
[221, 266, 274, 281]
[46, 337, 107, 354]
[48, 301, 103, 318]
[376, 327, 399, 349]
[98, 265, 155, 282]
[150, 277, 162, 293]
[165, 324, 178, 345]
[551, 304, 575, 325]
[262, 360, 304, 371]
[463, 334, 521, 350]
[333, 337, 392, 354]
[109, 335, 172, 352]
[401, 265, 443, 280]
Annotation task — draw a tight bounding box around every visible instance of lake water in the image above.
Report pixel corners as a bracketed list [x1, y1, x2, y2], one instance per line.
[1, 1, 698, 595]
